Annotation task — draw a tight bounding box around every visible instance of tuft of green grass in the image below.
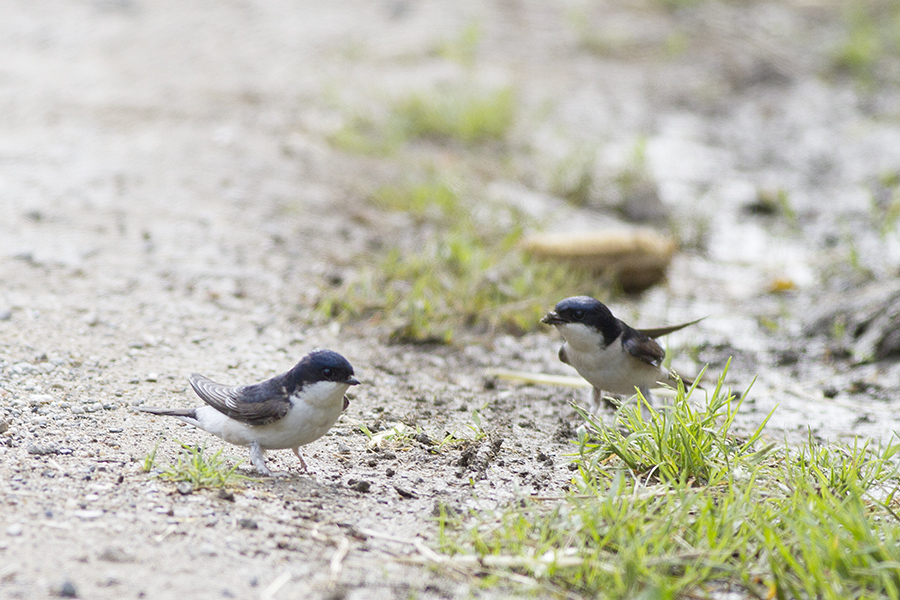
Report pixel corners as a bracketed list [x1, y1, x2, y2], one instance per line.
[871, 171, 900, 238]
[832, 1, 900, 85]
[549, 146, 598, 206]
[327, 83, 515, 156]
[433, 369, 900, 598]
[576, 364, 773, 487]
[142, 439, 161, 473]
[393, 86, 515, 145]
[437, 21, 482, 66]
[318, 175, 606, 343]
[151, 442, 249, 489]
[370, 178, 464, 222]
[328, 113, 404, 157]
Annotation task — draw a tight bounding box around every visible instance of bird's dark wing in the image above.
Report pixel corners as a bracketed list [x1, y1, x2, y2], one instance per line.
[637, 317, 704, 339]
[558, 345, 570, 365]
[188, 374, 291, 426]
[620, 325, 665, 368]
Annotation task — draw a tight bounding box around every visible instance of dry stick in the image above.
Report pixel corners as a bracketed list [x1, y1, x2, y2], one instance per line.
[358, 528, 588, 600]
[329, 537, 351, 583]
[260, 571, 291, 600]
[356, 527, 598, 571]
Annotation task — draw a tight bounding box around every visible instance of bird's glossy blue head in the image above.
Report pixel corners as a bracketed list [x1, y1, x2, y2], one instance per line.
[294, 349, 360, 386]
[541, 296, 621, 342]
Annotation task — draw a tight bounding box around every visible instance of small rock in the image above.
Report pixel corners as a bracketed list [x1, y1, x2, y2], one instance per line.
[393, 486, 417, 499]
[347, 479, 371, 493]
[72, 510, 104, 520]
[217, 489, 235, 502]
[108, 427, 124, 433]
[6, 523, 23, 536]
[776, 350, 800, 366]
[414, 432, 434, 446]
[198, 543, 218, 556]
[0, 308, 11, 321]
[57, 580, 78, 598]
[70, 406, 85, 415]
[10, 362, 35, 375]
[238, 518, 258, 530]
[145, 373, 159, 382]
[385, 467, 395, 477]
[176, 482, 193, 496]
[29, 394, 54, 406]
[98, 546, 135, 563]
[823, 386, 839, 399]
[27, 443, 58, 456]
[0, 420, 9, 434]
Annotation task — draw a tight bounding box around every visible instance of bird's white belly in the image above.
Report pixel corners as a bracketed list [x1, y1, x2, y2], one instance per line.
[564, 342, 663, 395]
[192, 381, 349, 450]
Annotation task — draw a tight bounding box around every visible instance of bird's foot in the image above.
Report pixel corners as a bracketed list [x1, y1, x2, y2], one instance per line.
[249, 442, 272, 476]
[291, 447, 311, 474]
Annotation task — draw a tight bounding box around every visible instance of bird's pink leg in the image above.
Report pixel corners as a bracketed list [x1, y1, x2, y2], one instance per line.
[291, 447, 308, 472]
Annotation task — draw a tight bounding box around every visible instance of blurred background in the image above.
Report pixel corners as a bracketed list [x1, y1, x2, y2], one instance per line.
[4, 0, 900, 440]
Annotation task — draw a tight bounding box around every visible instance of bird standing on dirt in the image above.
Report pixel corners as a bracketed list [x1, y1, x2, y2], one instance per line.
[138, 349, 359, 475]
[541, 296, 699, 412]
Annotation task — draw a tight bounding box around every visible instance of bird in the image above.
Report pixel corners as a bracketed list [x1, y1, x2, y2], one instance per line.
[138, 349, 360, 475]
[541, 296, 700, 412]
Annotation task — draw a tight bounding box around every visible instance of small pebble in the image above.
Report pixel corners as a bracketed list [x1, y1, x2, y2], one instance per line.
[0, 308, 11, 321]
[393, 485, 417, 499]
[6, 523, 23, 536]
[99, 546, 135, 563]
[27, 444, 59, 456]
[146, 373, 159, 382]
[217, 489, 235, 502]
[57, 580, 78, 598]
[108, 427, 123, 433]
[72, 510, 104, 520]
[176, 482, 193, 496]
[11, 362, 35, 375]
[347, 479, 371, 493]
[238, 518, 258, 530]
[0, 420, 9, 434]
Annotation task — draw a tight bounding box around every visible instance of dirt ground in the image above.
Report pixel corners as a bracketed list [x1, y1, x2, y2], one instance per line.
[4, 1, 900, 598]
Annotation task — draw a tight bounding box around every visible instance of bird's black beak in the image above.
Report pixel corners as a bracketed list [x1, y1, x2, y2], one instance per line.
[541, 311, 566, 326]
[345, 376, 361, 386]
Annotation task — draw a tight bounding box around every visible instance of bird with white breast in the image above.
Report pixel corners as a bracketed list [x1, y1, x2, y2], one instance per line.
[541, 296, 700, 412]
[138, 349, 359, 475]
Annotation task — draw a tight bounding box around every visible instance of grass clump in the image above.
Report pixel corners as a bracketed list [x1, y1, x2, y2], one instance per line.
[435, 368, 900, 598]
[437, 21, 482, 66]
[576, 365, 772, 486]
[145, 441, 248, 489]
[393, 86, 515, 145]
[328, 113, 404, 157]
[327, 82, 515, 157]
[832, 1, 900, 85]
[318, 176, 605, 343]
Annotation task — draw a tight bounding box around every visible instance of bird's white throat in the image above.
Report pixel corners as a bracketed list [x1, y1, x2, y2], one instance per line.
[557, 322, 609, 351]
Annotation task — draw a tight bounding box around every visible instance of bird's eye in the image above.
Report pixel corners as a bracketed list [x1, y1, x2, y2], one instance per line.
[573, 310, 585, 320]
[323, 367, 334, 378]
